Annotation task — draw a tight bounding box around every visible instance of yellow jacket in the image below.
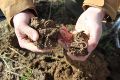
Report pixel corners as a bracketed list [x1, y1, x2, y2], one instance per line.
[0, 0, 35, 26]
[0, 0, 120, 26]
[83, 0, 120, 21]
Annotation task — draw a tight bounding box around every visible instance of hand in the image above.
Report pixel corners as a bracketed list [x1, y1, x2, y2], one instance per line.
[59, 7, 105, 61]
[67, 7, 105, 61]
[13, 11, 50, 52]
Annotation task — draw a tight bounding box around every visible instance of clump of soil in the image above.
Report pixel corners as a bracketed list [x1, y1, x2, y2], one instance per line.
[30, 17, 89, 56]
[68, 31, 89, 56]
[30, 17, 60, 49]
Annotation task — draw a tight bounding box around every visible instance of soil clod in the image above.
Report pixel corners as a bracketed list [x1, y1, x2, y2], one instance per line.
[30, 17, 60, 49]
[68, 31, 89, 56]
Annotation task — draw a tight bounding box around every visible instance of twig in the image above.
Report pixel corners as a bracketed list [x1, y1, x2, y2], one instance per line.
[1, 55, 27, 68]
[48, 0, 53, 19]
[1, 54, 32, 72]
[2, 58, 10, 70]
[8, 47, 27, 60]
[0, 49, 5, 54]
[12, 67, 25, 70]
[5, 70, 22, 77]
[0, 54, 33, 79]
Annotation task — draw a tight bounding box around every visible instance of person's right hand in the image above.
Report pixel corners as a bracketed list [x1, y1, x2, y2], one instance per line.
[13, 10, 49, 52]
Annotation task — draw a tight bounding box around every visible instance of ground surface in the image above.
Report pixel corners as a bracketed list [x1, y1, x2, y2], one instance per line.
[0, 20, 109, 80]
[0, 1, 120, 80]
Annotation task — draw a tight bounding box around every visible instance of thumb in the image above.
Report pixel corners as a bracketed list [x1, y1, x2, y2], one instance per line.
[21, 25, 39, 41]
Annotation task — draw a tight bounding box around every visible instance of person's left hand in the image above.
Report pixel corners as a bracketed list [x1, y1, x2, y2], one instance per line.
[59, 7, 105, 61]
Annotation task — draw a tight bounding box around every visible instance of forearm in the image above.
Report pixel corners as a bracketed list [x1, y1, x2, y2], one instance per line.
[83, 7, 105, 22]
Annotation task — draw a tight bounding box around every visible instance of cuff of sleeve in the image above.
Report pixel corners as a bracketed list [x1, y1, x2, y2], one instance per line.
[1, 0, 37, 27]
[83, 0, 104, 10]
[83, 0, 117, 20]
[103, 2, 117, 20]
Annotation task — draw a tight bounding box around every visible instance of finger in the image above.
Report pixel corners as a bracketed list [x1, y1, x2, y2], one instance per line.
[18, 38, 51, 53]
[21, 25, 39, 41]
[15, 29, 50, 53]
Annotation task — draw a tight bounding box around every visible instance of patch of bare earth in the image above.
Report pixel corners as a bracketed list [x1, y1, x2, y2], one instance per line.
[0, 19, 109, 80]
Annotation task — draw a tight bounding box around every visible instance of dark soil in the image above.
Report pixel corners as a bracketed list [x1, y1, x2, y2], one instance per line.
[68, 31, 89, 56]
[30, 17, 59, 49]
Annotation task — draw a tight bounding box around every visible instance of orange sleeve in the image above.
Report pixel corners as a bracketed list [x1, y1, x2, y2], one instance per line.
[83, 0, 120, 20]
[0, 0, 36, 26]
